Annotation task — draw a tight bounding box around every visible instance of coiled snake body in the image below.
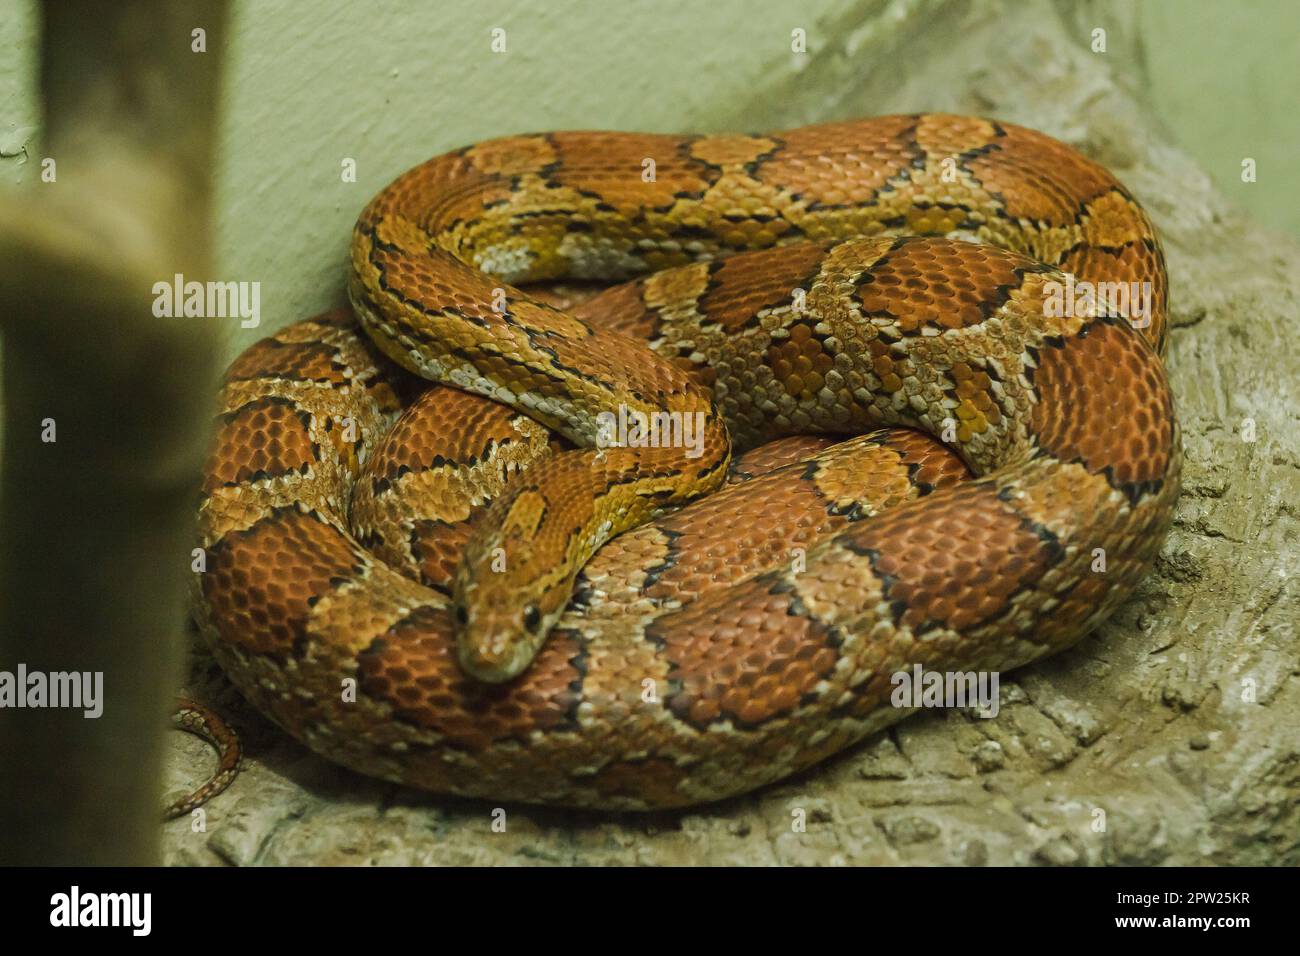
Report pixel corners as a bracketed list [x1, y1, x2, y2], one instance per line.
[194, 115, 1179, 809]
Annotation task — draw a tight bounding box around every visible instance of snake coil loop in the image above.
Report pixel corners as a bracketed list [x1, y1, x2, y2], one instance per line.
[194, 115, 1179, 809]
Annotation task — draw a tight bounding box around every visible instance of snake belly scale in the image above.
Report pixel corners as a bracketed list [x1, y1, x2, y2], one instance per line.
[193, 114, 1180, 810]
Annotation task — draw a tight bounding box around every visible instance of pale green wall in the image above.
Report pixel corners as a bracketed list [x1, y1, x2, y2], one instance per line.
[0, 0, 36, 178]
[1139, 0, 1300, 239]
[2, 0, 1298, 360]
[211, 0, 848, 354]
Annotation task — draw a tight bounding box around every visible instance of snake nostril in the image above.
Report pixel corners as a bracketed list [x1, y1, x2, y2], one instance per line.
[523, 605, 541, 632]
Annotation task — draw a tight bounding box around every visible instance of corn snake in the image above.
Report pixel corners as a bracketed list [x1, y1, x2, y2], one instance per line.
[192, 114, 1179, 809]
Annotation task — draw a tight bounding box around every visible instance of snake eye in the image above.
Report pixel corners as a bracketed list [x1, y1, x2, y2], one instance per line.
[523, 605, 541, 632]
[454, 605, 468, 625]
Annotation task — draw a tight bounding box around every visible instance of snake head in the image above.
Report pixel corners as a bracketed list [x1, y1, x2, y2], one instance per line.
[451, 485, 577, 683]
[452, 594, 557, 683]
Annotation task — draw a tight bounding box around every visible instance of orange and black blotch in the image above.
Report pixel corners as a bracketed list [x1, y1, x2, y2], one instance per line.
[204, 397, 316, 491]
[356, 605, 586, 749]
[652, 575, 843, 731]
[839, 481, 1062, 637]
[696, 242, 831, 334]
[854, 237, 1046, 334]
[963, 125, 1116, 227]
[545, 131, 721, 214]
[1027, 317, 1175, 504]
[225, 338, 353, 386]
[367, 386, 527, 489]
[1056, 232, 1168, 355]
[751, 114, 922, 209]
[876, 429, 973, 495]
[202, 507, 368, 657]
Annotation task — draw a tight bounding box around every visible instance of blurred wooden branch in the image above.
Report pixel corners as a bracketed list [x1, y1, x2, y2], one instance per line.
[0, 0, 228, 864]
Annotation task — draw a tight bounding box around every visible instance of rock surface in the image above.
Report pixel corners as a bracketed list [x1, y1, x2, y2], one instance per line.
[163, 0, 1299, 865]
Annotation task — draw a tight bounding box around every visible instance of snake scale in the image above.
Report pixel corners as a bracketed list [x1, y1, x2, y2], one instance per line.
[192, 114, 1180, 810]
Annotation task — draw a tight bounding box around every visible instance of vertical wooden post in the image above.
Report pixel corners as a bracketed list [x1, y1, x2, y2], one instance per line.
[0, 0, 229, 864]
